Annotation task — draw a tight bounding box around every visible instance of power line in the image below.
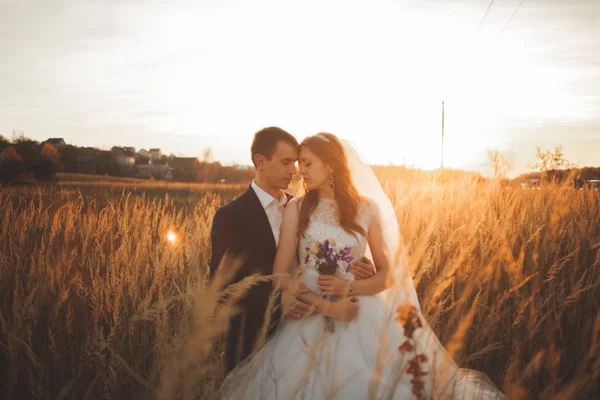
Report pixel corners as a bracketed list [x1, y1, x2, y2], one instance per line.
[476, 0, 496, 34]
[501, 0, 525, 34]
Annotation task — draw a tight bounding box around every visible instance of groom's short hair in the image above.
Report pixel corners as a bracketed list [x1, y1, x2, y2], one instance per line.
[251, 127, 299, 167]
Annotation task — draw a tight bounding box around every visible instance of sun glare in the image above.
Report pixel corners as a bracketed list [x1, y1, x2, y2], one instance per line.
[166, 230, 177, 245]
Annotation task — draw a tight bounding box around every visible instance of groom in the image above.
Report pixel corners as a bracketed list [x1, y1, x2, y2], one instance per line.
[210, 126, 376, 372]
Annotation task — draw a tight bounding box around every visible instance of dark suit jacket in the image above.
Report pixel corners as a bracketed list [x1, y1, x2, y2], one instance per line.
[210, 185, 292, 372]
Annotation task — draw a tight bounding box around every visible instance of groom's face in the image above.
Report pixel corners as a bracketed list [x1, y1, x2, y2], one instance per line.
[260, 140, 298, 190]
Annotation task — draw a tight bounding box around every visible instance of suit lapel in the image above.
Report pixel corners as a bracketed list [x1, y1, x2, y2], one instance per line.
[242, 186, 277, 256]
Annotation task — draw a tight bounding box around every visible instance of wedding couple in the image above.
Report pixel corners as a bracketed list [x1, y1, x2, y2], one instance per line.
[210, 127, 505, 399]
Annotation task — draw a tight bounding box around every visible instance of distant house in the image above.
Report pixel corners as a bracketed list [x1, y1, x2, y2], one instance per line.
[44, 138, 66, 149]
[111, 147, 135, 167]
[149, 148, 162, 161]
[137, 149, 150, 159]
[136, 156, 152, 178]
[136, 157, 171, 179]
[150, 159, 170, 179]
[169, 157, 201, 182]
[136, 155, 150, 166]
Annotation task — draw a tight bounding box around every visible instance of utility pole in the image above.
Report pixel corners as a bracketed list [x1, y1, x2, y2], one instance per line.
[441, 101, 445, 171]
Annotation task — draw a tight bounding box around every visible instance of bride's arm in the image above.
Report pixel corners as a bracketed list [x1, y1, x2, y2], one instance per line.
[274, 199, 343, 318]
[348, 214, 393, 296]
[273, 200, 328, 309]
[318, 208, 393, 297]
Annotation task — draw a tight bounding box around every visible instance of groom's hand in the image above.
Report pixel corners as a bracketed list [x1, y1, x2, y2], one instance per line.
[348, 257, 376, 280]
[282, 288, 313, 321]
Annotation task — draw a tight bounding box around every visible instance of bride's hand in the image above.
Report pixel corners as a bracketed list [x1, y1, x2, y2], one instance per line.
[318, 275, 351, 297]
[329, 297, 360, 321]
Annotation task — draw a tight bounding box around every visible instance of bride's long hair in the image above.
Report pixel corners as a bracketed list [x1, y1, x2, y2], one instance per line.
[297, 133, 366, 239]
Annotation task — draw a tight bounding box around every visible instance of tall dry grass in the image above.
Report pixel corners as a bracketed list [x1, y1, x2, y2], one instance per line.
[0, 180, 599, 399]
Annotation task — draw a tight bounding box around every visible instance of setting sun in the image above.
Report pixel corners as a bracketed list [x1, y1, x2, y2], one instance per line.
[4, 1, 597, 174]
[138, 0, 589, 173]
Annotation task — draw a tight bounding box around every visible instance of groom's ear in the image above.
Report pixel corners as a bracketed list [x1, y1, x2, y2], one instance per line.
[253, 153, 266, 170]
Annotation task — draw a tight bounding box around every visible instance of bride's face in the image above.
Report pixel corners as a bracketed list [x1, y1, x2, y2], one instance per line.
[299, 147, 331, 191]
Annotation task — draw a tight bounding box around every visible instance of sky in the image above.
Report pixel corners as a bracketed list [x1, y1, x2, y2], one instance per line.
[0, 0, 598, 176]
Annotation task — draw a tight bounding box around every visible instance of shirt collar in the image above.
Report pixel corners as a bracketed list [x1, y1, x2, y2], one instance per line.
[251, 180, 288, 209]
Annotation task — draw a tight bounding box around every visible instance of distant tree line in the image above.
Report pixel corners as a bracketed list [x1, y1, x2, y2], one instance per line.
[487, 145, 600, 187]
[0, 132, 255, 184]
[526, 145, 600, 185]
[0, 132, 61, 182]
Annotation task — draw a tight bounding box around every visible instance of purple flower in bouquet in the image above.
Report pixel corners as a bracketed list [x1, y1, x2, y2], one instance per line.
[304, 238, 354, 332]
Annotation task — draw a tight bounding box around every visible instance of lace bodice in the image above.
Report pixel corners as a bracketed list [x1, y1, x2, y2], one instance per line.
[297, 197, 375, 295]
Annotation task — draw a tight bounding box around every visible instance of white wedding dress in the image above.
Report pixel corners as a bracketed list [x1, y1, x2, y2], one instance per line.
[219, 197, 505, 400]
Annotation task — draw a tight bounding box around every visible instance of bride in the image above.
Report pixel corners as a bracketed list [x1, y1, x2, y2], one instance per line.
[219, 133, 505, 399]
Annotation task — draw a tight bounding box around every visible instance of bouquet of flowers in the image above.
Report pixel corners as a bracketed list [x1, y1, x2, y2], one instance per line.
[304, 238, 354, 332]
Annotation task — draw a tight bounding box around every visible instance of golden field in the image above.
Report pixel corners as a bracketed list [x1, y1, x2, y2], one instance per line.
[0, 177, 599, 399]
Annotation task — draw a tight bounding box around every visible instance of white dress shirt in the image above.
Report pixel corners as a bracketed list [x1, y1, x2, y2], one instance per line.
[251, 180, 288, 247]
